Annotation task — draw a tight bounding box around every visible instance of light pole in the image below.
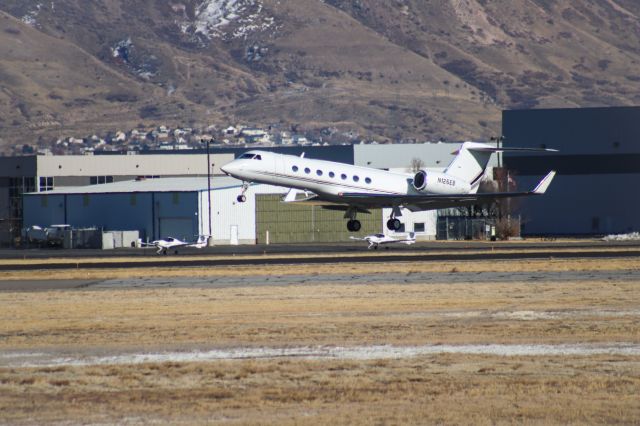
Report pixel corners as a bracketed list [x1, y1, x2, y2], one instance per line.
[203, 138, 214, 246]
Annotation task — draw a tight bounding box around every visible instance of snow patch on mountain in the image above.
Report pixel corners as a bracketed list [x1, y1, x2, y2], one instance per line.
[181, 0, 275, 42]
[21, 3, 43, 27]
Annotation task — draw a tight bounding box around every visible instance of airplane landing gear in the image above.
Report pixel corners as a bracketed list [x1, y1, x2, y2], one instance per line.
[344, 207, 362, 232]
[347, 219, 361, 232]
[386, 206, 403, 231]
[237, 182, 249, 203]
[386, 218, 402, 231]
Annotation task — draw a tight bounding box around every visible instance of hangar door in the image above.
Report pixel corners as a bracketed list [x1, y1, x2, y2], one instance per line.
[158, 217, 195, 241]
[256, 194, 382, 243]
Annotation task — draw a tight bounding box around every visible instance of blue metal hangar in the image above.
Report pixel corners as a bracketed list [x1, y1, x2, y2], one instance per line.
[22, 177, 287, 245]
[503, 106, 640, 235]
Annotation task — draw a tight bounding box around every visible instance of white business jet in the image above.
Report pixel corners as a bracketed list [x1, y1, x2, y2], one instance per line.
[143, 236, 208, 255]
[350, 232, 416, 249]
[220, 142, 556, 232]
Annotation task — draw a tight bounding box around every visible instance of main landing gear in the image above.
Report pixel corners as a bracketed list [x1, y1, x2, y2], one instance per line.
[344, 207, 361, 232]
[236, 182, 249, 203]
[347, 219, 361, 232]
[386, 218, 402, 231]
[386, 207, 403, 231]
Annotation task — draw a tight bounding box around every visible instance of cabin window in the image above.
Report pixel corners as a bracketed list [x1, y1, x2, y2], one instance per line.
[317, 170, 323, 176]
[292, 165, 298, 172]
[353, 176, 359, 182]
[341, 173, 347, 180]
[365, 177, 372, 184]
[329, 172, 335, 178]
[304, 167, 311, 174]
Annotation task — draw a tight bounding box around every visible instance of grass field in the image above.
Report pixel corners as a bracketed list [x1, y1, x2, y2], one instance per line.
[1, 256, 639, 424]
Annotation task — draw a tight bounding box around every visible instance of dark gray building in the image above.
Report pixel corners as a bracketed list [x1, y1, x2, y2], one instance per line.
[503, 106, 640, 235]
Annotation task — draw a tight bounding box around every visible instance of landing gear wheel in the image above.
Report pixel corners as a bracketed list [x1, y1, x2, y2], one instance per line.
[347, 219, 361, 232]
[237, 194, 247, 203]
[386, 218, 402, 231]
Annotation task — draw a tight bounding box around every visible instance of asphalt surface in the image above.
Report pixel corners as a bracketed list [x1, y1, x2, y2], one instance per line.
[1, 239, 638, 259]
[0, 240, 639, 272]
[2, 268, 639, 292]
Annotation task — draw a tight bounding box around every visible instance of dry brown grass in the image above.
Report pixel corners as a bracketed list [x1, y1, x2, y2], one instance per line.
[1, 355, 638, 425]
[0, 256, 639, 424]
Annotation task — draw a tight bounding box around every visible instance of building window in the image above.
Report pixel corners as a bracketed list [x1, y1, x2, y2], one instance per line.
[365, 177, 372, 184]
[39, 176, 54, 192]
[292, 165, 298, 172]
[317, 170, 323, 176]
[90, 176, 114, 185]
[414, 222, 425, 233]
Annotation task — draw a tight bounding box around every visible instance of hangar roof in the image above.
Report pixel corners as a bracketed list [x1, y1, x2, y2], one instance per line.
[28, 176, 243, 195]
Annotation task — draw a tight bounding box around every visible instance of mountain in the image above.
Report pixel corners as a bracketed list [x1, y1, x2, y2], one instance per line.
[1, 0, 639, 152]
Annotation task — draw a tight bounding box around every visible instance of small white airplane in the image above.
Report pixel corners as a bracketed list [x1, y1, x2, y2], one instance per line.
[350, 232, 416, 249]
[220, 142, 557, 232]
[143, 236, 208, 255]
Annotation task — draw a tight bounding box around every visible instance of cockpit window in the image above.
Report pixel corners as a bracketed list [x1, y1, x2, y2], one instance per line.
[239, 153, 262, 160]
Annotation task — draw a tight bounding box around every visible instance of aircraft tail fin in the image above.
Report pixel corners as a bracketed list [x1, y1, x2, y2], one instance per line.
[445, 142, 557, 186]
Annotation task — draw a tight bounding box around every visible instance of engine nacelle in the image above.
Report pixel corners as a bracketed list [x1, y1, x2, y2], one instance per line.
[412, 170, 470, 195]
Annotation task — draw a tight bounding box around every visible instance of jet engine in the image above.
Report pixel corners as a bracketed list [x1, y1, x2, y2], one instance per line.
[412, 170, 470, 195]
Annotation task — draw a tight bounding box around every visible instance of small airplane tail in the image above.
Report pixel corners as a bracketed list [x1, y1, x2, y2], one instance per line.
[400, 232, 416, 245]
[445, 142, 557, 190]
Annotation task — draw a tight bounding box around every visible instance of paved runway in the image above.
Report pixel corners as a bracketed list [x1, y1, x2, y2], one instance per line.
[1, 247, 640, 272]
[2, 268, 639, 292]
[1, 239, 639, 260]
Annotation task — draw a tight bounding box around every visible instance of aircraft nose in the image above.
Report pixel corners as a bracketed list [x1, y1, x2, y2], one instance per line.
[220, 161, 238, 176]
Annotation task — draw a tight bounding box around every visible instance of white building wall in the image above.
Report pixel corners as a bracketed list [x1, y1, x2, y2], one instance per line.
[382, 208, 437, 240]
[36, 154, 234, 177]
[202, 183, 288, 245]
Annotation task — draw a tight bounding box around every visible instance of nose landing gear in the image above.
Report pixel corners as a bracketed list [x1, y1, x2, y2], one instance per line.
[236, 182, 249, 203]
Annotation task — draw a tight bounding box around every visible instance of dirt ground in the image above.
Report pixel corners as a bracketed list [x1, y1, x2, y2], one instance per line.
[1, 256, 639, 424]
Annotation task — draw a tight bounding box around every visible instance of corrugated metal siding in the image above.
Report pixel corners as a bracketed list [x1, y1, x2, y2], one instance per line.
[256, 194, 382, 243]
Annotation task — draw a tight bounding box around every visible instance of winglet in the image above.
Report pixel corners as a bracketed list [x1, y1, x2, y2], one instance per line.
[532, 171, 556, 194]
